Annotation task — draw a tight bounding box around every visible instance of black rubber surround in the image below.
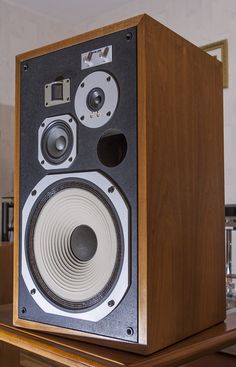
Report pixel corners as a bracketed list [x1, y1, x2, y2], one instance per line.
[41, 120, 73, 165]
[26, 178, 124, 312]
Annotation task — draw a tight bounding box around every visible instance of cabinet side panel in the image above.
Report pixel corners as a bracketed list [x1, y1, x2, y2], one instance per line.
[144, 16, 225, 351]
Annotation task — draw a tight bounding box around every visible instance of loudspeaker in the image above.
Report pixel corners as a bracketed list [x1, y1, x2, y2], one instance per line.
[14, 14, 226, 355]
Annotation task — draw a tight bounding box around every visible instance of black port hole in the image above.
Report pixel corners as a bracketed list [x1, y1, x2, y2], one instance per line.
[97, 129, 127, 167]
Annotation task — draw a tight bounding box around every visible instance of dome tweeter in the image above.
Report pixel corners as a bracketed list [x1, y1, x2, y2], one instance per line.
[74, 71, 119, 128]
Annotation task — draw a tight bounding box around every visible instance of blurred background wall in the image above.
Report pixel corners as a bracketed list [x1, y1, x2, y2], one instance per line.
[0, 0, 235, 206]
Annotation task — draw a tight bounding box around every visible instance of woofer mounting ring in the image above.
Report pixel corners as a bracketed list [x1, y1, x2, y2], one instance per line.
[38, 114, 77, 170]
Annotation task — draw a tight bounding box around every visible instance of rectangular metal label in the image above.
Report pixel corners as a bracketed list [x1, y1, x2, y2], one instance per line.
[81, 45, 112, 70]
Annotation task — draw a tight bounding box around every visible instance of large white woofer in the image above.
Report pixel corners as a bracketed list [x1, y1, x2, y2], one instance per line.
[21, 171, 129, 322]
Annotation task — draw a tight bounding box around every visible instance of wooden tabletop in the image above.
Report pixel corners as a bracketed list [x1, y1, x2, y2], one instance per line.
[0, 304, 236, 367]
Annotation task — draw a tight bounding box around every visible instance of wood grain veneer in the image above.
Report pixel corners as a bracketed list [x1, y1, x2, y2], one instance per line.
[20, 351, 65, 367]
[182, 352, 236, 367]
[2, 305, 236, 367]
[0, 341, 20, 367]
[14, 14, 225, 354]
[142, 15, 225, 353]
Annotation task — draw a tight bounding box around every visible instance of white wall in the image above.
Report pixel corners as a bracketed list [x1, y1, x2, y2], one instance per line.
[71, 0, 236, 205]
[0, 0, 76, 107]
[1, 0, 236, 203]
[0, 0, 75, 105]
[0, 0, 76, 237]
[0, 0, 76, 200]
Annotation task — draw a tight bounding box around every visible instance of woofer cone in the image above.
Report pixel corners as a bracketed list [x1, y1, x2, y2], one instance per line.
[41, 120, 73, 165]
[26, 179, 124, 312]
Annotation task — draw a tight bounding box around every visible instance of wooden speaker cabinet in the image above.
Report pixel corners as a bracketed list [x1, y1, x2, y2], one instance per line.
[13, 14, 225, 355]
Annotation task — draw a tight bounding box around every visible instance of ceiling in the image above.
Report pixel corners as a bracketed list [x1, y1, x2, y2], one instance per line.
[5, 0, 131, 25]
